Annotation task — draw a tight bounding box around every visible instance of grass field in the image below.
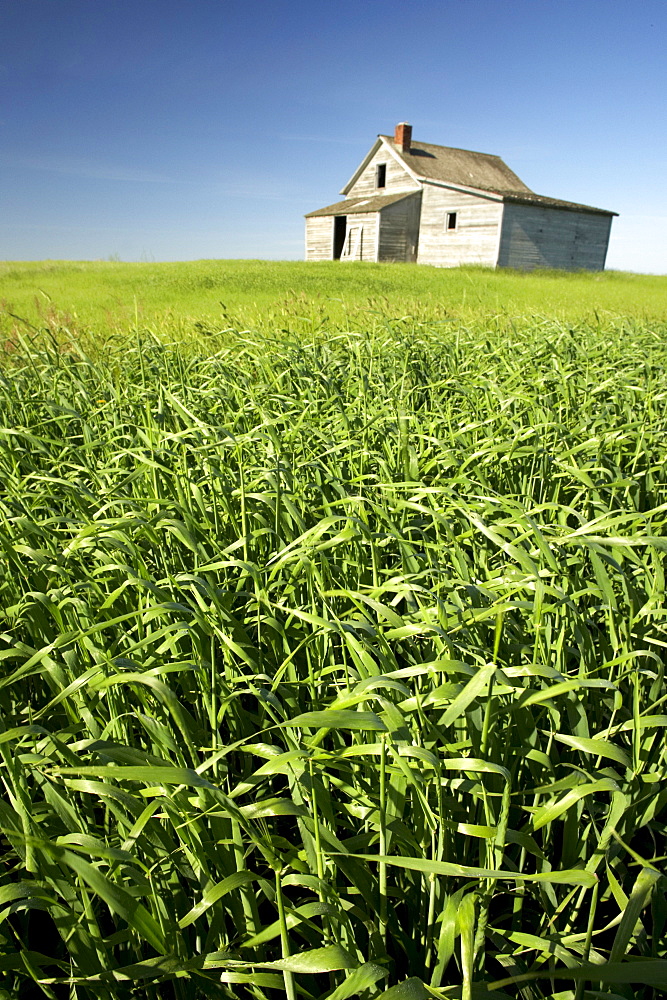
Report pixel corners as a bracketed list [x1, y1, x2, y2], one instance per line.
[0, 262, 666, 1000]
[2, 261, 667, 352]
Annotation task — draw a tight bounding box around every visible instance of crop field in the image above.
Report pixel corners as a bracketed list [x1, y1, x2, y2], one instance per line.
[0, 262, 666, 1000]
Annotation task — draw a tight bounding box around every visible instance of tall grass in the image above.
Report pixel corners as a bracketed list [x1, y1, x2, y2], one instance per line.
[0, 314, 666, 998]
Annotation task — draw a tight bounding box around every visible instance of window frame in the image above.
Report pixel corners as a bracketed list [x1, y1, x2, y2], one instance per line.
[445, 211, 458, 232]
[375, 163, 387, 189]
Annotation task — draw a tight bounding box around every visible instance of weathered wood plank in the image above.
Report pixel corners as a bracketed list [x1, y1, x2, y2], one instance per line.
[346, 145, 420, 199]
[340, 212, 378, 261]
[305, 217, 333, 261]
[378, 193, 422, 262]
[416, 184, 503, 267]
[497, 204, 612, 271]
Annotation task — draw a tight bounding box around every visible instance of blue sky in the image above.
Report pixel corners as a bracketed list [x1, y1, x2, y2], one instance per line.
[2, 0, 666, 272]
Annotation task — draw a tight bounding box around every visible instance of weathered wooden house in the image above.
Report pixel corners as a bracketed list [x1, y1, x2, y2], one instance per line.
[305, 123, 616, 270]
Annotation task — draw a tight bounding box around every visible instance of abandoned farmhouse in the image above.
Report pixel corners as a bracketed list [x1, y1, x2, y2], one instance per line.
[305, 123, 616, 270]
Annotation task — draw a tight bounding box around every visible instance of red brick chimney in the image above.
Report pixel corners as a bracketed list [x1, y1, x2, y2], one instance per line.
[394, 122, 412, 153]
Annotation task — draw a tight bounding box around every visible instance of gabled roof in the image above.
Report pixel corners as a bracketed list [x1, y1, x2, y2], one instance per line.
[380, 136, 532, 194]
[304, 191, 418, 218]
[383, 136, 616, 215]
[499, 190, 617, 216]
[309, 129, 617, 220]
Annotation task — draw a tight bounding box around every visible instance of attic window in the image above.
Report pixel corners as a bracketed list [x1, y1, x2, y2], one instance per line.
[376, 163, 387, 189]
[446, 212, 457, 231]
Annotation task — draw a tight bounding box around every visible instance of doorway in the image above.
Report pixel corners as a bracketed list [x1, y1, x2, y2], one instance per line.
[333, 216, 347, 260]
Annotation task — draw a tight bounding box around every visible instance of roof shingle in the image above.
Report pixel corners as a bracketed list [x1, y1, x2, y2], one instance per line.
[384, 137, 616, 215]
[304, 191, 418, 218]
[499, 190, 617, 216]
[305, 133, 617, 219]
[379, 136, 532, 193]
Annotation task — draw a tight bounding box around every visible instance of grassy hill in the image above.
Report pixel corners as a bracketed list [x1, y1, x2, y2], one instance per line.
[1, 260, 666, 355]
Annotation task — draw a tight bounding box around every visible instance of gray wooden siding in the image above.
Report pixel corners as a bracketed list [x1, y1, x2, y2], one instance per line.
[346, 146, 420, 199]
[416, 184, 503, 267]
[497, 204, 612, 271]
[305, 216, 333, 261]
[378, 193, 422, 262]
[305, 212, 378, 261]
[341, 212, 378, 261]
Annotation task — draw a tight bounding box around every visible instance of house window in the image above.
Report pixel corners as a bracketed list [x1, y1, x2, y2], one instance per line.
[446, 212, 457, 231]
[376, 163, 387, 189]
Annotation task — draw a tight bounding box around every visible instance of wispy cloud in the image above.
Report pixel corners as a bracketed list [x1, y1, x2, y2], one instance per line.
[279, 134, 367, 146]
[0, 153, 175, 183]
[215, 184, 305, 202]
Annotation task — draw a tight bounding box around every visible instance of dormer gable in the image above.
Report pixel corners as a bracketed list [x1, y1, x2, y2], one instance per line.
[341, 136, 421, 199]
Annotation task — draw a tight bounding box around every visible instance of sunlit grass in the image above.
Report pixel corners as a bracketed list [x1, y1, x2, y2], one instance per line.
[0, 300, 666, 998]
[1, 260, 667, 351]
